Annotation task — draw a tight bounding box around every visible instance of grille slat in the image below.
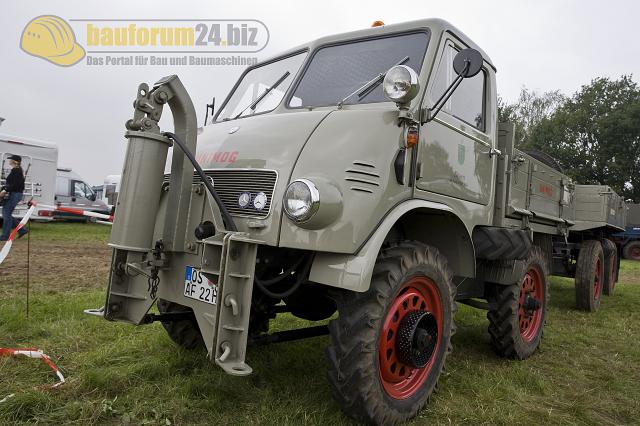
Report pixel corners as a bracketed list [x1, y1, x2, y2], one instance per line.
[164, 169, 277, 218]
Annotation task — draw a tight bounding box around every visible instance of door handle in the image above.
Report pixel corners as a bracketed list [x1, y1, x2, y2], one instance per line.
[481, 147, 502, 157]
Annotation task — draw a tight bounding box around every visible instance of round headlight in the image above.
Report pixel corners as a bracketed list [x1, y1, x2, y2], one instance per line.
[383, 65, 420, 104]
[283, 179, 320, 223]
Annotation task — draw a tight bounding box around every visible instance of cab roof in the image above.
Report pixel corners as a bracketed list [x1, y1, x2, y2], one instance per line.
[260, 18, 495, 72]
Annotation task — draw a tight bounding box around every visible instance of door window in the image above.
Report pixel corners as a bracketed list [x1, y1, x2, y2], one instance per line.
[431, 44, 486, 131]
[73, 181, 94, 199]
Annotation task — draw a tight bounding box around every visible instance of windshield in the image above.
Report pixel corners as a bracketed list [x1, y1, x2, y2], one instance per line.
[289, 32, 430, 108]
[216, 52, 307, 121]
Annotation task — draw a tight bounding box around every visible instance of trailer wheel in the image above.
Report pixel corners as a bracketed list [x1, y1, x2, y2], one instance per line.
[575, 240, 604, 311]
[622, 241, 640, 261]
[326, 242, 456, 425]
[602, 239, 618, 295]
[487, 247, 549, 360]
[157, 299, 204, 350]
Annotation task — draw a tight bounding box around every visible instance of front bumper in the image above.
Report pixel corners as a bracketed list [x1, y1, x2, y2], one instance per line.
[104, 230, 260, 376]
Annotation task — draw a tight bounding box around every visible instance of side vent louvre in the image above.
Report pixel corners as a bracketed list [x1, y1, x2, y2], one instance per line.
[345, 161, 380, 195]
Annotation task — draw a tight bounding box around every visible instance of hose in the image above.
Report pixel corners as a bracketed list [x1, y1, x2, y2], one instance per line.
[254, 255, 306, 287]
[162, 132, 237, 232]
[254, 254, 314, 299]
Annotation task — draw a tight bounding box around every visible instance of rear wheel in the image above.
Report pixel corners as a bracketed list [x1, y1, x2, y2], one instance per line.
[157, 299, 204, 350]
[622, 241, 640, 261]
[326, 242, 456, 425]
[602, 239, 618, 295]
[575, 240, 604, 311]
[487, 247, 549, 360]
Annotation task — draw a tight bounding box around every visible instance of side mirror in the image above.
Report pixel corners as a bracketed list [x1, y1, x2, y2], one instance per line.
[89, 193, 96, 201]
[453, 48, 483, 78]
[423, 48, 484, 123]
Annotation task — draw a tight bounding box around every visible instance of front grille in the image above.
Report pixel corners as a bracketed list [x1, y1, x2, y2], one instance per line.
[164, 169, 277, 218]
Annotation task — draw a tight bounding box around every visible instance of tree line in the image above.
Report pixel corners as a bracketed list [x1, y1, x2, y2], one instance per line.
[498, 75, 640, 203]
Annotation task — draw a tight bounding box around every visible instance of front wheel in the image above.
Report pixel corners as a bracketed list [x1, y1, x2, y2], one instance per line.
[157, 299, 204, 350]
[487, 247, 549, 360]
[326, 242, 456, 425]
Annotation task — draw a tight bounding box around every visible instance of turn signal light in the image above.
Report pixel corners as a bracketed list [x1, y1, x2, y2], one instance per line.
[372, 21, 385, 27]
[38, 210, 53, 217]
[406, 126, 419, 147]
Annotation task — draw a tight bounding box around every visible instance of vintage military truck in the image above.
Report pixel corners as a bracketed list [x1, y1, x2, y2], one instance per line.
[99, 19, 625, 424]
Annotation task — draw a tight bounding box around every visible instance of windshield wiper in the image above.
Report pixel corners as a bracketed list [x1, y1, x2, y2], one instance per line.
[233, 71, 291, 119]
[337, 56, 409, 108]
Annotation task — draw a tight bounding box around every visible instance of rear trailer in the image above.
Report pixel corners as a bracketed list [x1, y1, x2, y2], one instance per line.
[482, 123, 624, 312]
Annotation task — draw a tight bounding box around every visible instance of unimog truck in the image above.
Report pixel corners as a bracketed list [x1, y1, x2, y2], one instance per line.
[99, 19, 625, 424]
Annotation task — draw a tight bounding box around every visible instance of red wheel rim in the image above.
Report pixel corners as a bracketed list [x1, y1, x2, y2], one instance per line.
[378, 276, 443, 400]
[518, 267, 544, 343]
[631, 246, 640, 260]
[594, 257, 602, 299]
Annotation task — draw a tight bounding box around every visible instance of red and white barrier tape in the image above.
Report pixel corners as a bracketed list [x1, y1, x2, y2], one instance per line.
[0, 203, 36, 265]
[0, 348, 65, 388]
[0, 201, 114, 265]
[38, 204, 114, 222]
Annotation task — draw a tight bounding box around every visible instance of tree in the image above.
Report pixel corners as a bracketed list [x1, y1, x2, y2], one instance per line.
[498, 87, 565, 146]
[526, 76, 640, 202]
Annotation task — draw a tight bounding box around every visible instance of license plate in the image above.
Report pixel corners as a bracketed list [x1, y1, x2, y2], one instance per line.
[184, 266, 218, 305]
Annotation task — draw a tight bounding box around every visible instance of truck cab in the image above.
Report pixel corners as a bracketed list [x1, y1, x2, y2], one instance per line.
[55, 168, 110, 219]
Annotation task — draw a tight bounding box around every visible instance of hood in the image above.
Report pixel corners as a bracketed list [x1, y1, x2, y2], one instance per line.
[194, 110, 332, 245]
[196, 110, 332, 171]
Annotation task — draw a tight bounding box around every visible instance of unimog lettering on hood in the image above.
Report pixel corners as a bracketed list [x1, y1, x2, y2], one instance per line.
[196, 150, 239, 164]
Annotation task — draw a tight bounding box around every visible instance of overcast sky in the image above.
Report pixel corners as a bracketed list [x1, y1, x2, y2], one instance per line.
[1, 0, 638, 185]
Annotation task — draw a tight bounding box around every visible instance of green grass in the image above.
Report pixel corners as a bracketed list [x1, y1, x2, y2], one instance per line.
[1, 224, 639, 425]
[24, 222, 111, 242]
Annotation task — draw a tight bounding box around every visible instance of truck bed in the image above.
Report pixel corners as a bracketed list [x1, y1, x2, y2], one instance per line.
[493, 123, 625, 235]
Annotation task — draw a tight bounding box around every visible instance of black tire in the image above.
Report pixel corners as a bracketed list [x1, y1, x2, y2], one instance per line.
[622, 241, 640, 261]
[602, 239, 617, 296]
[575, 240, 604, 312]
[326, 242, 456, 425]
[473, 227, 532, 260]
[487, 246, 549, 360]
[532, 233, 553, 272]
[522, 149, 564, 173]
[157, 299, 204, 350]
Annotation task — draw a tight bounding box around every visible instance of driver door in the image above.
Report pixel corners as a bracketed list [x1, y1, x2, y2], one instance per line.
[416, 39, 495, 205]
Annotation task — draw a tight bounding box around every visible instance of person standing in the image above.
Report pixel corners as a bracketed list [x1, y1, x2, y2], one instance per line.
[0, 154, 28, 241]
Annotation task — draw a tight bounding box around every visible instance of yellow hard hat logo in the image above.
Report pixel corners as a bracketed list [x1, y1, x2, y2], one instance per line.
[20, 15, 85, 66]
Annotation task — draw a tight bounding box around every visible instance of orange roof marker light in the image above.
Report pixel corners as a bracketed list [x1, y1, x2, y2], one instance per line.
[371, 21, 385, 27]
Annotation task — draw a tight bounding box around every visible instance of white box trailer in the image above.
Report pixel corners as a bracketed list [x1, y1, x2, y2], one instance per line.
[0, 133, 57, 221]
[93, 174, 120, 211]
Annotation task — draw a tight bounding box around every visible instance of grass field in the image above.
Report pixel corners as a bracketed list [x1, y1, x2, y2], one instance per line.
[1, 223, 639, 425]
